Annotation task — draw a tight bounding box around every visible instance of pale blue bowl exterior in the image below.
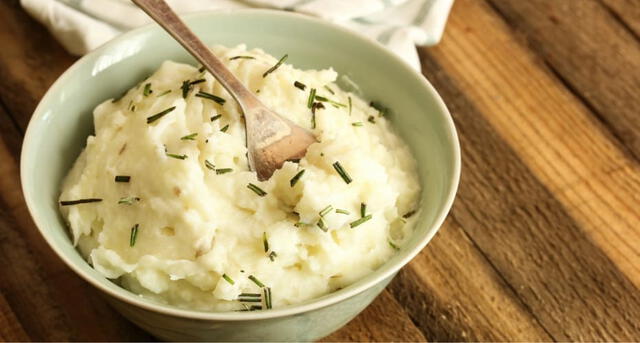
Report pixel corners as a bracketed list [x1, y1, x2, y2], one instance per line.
[21, 9, 460, 341]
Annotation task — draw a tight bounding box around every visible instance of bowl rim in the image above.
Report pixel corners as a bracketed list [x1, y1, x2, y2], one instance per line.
[20, 8, 460, 321]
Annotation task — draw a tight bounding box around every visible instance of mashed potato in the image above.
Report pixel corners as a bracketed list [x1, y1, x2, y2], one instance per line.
[59, 45, 420, 311]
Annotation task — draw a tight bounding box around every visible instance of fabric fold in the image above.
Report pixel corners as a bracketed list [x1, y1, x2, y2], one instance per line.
[21, 0, 454, 71]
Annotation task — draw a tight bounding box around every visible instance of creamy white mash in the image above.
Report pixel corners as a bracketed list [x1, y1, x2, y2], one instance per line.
[59, 45, 420, 311]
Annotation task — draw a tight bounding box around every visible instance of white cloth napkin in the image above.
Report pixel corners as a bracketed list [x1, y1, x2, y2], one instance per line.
[21, 0, 454, 71]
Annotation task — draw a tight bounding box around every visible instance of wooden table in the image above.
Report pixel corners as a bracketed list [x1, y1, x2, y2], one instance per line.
[1, 0, 640, 341]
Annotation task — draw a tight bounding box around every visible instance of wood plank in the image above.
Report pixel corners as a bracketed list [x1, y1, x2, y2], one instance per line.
[485, 0, 640, 162]
[434, 0, 640, 290]
[322, 290, 427, 342]
[600, 0, 640, 39]
[0, 291, 29, 342]
[390, 220, 552, 341]
[415, 0, 640, 339]
[0, 0, 75, 130]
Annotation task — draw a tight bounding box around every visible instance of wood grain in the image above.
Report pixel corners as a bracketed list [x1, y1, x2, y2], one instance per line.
[1, 0, 640, 341]
[0, 291, 28, 342]
[322, 290, 427, 342]
[390, 220, 552, 341]
[418, 0, 640, 339]
[486, 0, 640, 162]
[434, 0, 640, 289]
[0, 0, 74, 130]
[600, 0, 640, 39]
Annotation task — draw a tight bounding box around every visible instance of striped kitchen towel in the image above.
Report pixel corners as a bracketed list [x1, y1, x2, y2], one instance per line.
[21, 0, 454, 71]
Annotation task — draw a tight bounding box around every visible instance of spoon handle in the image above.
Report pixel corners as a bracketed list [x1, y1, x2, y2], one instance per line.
[132, 0, 258, 109]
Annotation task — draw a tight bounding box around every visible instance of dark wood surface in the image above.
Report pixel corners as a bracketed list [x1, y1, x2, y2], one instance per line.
[1, 0, 639, 341]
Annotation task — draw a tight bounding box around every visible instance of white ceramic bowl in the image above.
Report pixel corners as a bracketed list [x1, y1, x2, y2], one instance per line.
[21, 9, 460, 341]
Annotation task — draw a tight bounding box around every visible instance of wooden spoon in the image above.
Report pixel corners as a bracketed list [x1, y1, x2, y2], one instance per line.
[133, 0, 316, 180]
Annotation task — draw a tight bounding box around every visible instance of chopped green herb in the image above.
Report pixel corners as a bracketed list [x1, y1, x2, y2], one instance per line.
[264, 287, 272, 309]
[249, 305, 263, 310]
[352, 122, 363, 127]
[216, 168, 233, 175]
[294, 81, 306, 91]
[147, 106, 176, 124]
[220, 124, 229, 132]
[131, 105, 136, 112]
[248, 275, 266, 288]
[143, 83, 152, 96]
[262, 54, 288, 77]
[263, 232, 269, 253]
[350, 214, 372, 228]
[307, 88, 316, 108]
[332, 161, 352, 184]
[324, 85, 335, 95]
[157, 89, 171, 97]
[238, 297, 262, 303]
[360, 203, 367, 217]
[348, 96, 352, 115]
[311, 102, 324, 129]
[210, 114, 222, 122]
[60, 198, 102, 206]
[336, 209, 350, 215]
[315, 95, 346, 108]
[166, 152, 187, 160]
[190, 79, 206, 86]
[222, 273, 235, 285]
[196, 91, 226, 105]
[290, 169, 305, 187]
[118, 196, 140, 205]
[129, 224, 139, 247]
[230, 55, 255, 60]
[370, 101, 390, 117]
[319, 205, 333, 217]
[287, 158, 301, 163]
[205, 160, 215, 170]
[198, 66, 206, 73]
[239, 293, 261, 297]
[268, 251, 277, 261]
[181, 80, 191, 98]
[368, 115, 376, 124]
[403, 210, 416, 219]
[180, 133, 198, 141]
[114, 175, 130, 183]
[388, 239, 400, 251]
[294, 222, 309, 228]
[316, 218, 328, 232]
[247, 183, 267, 196]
